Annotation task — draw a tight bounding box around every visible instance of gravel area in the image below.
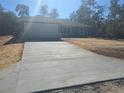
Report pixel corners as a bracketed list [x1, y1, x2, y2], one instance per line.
[46, 79, 124, 93]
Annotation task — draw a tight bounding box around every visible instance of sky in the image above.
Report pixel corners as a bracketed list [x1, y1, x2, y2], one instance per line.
[0, 0, 124, 18]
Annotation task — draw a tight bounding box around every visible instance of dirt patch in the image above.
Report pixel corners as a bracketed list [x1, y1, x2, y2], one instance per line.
[0, 36, 24, 70]
[47, 79, 124, 93]
[66, 38, 124, 59]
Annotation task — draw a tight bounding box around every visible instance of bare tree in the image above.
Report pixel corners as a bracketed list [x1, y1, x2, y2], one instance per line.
[40, 5, 48, 16]
[49, 9, 59, 18]
[69, 11, 77, 21]
[15, 4, 29, 17]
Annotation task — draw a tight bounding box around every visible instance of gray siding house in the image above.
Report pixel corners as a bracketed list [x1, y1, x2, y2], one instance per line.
[19, 16, 89, 41]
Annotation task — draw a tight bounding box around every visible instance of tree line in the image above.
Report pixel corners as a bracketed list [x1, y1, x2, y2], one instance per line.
[15, 4, 59, 19]
[70, 0, 124, 39]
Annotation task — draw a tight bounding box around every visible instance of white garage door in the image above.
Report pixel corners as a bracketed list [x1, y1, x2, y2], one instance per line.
[23, 22, 61, 41]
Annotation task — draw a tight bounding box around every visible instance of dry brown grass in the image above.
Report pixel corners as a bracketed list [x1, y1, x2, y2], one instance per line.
[0, 36, 12, 45]
[66, 38, 124, 59]
[0, 36, 24, 70]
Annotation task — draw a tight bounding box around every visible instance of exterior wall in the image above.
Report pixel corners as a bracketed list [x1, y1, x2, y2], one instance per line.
[60, 25, 89, 38]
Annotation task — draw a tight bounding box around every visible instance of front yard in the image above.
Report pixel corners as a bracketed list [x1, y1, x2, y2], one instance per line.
[66, 38, 124, 59]
[0, 36, 23, 70]
[0, 37, 124, 70]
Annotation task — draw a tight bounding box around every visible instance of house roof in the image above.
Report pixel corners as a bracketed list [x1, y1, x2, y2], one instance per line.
[19, 16, 88, 28]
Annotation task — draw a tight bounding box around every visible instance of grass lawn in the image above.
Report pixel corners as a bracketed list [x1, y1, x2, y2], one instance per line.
[0, 36, 24, 70]
[66, 38, 124, 59]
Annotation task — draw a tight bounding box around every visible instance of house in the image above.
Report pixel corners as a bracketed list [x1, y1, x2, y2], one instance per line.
[19, 16, 89, 41]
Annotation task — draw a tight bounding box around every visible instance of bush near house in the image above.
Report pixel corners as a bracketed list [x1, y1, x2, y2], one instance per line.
[0, 10, 22, 36]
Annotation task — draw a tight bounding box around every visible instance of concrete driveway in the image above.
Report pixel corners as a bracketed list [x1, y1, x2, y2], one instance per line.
[16, 42, 124, 93]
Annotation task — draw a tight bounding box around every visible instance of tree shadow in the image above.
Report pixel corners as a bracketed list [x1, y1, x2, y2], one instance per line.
[4, 35, 24, 45]
[5, 35, 63, 45]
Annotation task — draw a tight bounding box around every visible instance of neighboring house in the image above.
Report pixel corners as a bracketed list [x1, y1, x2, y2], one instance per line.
[19, 16, 89, 41]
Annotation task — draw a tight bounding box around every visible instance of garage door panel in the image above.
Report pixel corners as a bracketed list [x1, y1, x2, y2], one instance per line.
[23, 23, 60, 41]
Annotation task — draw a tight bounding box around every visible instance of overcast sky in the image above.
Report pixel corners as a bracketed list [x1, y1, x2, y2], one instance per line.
[0, 0, 124, 18]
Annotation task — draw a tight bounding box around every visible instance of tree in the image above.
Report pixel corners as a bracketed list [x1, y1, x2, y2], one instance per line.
[106, 0, 122, 38]
[76, 4, 90, 24]
[0, 11, 22, 35]
[49, 9, 59, 18]
[15, 4, 29, 17]
[109, 0, 120, 20]
[69, 11, 77, 22]
[93, 6, 104, 23]
[0, 4, 4, 12]
[76, 0, 97, 25]
[92, 5, 105, 36]
[115, 4, 124, 38]
[0, 4, 22, 35]
[40, 5, 48, 16]
[119, 5, 124, 19]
